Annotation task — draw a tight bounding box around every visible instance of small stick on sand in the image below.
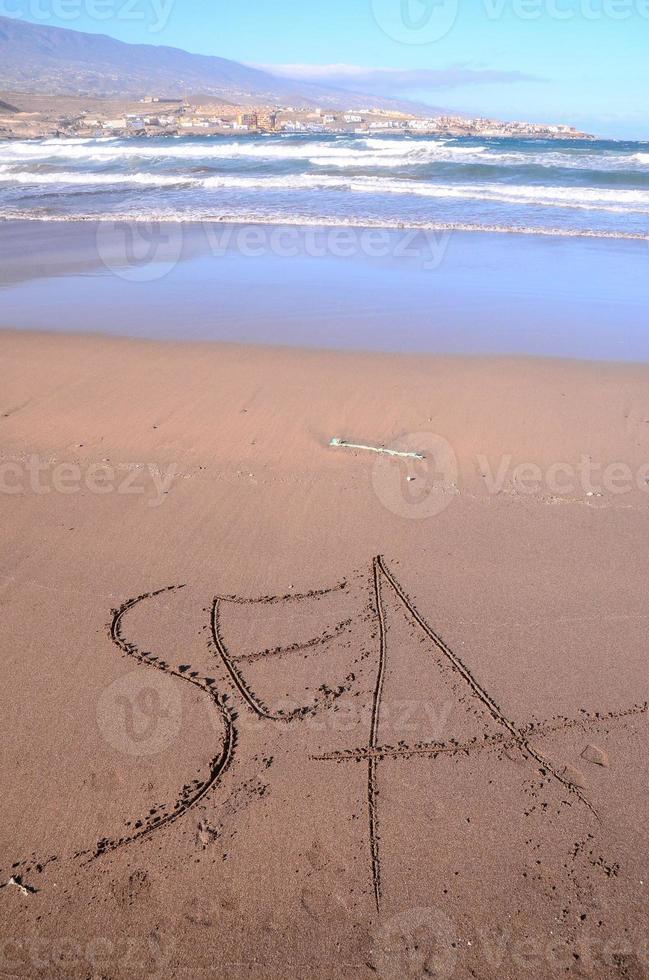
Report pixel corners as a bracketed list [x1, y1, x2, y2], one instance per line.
[329, 438, 425, 460]
[1, 876, 37, 896]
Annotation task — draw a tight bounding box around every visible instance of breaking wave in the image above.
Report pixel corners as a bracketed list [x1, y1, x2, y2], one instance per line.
[2, 132, 649, 236]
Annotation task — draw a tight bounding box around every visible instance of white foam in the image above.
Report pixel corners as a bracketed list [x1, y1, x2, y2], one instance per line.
[2, 136, 648, 174]
[2, 167, 648, 213]
[0, 169, 189, 186]
[197, 172, 649, 212]
[2, 210, 647, 242]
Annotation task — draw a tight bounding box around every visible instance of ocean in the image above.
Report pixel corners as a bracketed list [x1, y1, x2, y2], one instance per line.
[1, 133, 649, 239]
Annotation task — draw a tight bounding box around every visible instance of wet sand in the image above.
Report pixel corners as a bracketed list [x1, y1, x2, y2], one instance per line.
[2, 220, 649, 360]
[1, 329, 648, 979]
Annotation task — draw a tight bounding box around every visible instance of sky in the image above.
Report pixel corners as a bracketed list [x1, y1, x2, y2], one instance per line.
[3, 0, 648, 138]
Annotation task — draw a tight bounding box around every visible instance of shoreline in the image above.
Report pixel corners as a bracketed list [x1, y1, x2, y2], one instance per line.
[2, 323, 649, 370]
[1, 212, 647, 241]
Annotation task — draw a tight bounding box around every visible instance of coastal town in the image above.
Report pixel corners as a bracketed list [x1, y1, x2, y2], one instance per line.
[0, 92, 592, 141]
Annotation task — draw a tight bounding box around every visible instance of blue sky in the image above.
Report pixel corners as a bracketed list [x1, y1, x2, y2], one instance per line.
[5, 0, 648, 137]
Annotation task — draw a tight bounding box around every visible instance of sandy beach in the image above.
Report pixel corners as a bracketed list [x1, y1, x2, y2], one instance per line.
[2, 0, 648, 972]
[1, 328, 648, 978]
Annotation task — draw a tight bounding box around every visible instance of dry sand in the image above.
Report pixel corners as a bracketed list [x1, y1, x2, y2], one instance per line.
[1, 329, 648, 979]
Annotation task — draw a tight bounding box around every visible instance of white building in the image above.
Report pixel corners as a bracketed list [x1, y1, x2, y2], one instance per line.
[409, 119, 440, 131]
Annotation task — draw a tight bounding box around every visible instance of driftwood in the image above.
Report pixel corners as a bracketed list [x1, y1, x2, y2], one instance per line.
[329, 437, 424, 460]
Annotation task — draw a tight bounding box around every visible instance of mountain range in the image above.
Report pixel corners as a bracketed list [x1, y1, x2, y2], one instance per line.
[0, 15, 432, 113]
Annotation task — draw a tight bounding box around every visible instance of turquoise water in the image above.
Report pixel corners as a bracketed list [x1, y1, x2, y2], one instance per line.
[1, 134, 649, 238]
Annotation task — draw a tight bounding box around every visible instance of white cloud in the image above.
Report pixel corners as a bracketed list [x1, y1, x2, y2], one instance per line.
[253, 63, 539, 93]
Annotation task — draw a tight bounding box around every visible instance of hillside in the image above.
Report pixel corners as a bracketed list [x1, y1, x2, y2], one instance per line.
[0, 16, 423, 112]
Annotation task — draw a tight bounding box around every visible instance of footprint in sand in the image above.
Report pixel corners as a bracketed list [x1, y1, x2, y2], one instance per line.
[581, 743, 609, 767]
